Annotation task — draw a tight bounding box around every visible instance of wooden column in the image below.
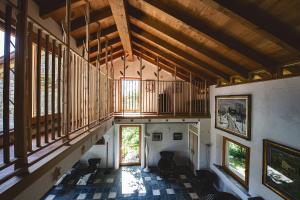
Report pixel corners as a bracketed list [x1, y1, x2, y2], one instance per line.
[57, 44, 62, 137]
[139, 52, 143, 114]
[85, 3, 90, 128]
[65, 0, 71, 139]
[189, 72, 192, 116]
[105, 39, 109, 116]
[173, 66, 176, 116]
[14, 0, 29, 170]
[36, 29, 42, 146]
[27, 22, 33, 151]
[51, 39, 56, 140]
[3, 5, 12, 163]
[45, 35, 49, 143]
[123, 52, 126, 116]
[156, 57, 159, 116]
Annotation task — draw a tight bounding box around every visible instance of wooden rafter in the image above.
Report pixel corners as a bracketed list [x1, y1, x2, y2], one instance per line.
[91, 49, 124, 65]
[204, 0, 300, 57]
[128, 5, 249, 79]
[143, 0, 278, 74]
[132, 25, 230, 81]
[132, 40, 217, 83]
[89, 37, 121, 55]
[108, 0, 133, 61]
[38, 0, 86, 19]
[90, 45, 123, 62]
[76, 25, 118, 46]
[71, 6, 112, 32]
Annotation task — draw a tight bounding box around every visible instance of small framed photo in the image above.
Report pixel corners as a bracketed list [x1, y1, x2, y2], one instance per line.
[152, 133, 162, 141]
[263, 140, 300, 200]
[173, 132, 183, 140]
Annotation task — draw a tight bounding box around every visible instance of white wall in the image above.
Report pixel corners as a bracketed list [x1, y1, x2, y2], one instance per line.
[80, 126, 115, 168]
[146, 123, 189, 167]
[209, 76, 300, 200]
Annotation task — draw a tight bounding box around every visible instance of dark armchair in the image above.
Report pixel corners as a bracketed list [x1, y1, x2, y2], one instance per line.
[157, 151, 176, 177]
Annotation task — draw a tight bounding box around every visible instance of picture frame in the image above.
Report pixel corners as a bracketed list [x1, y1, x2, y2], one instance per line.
[263, 140, 300, 200]
[215, 95, 251, 140]
[173, 132, 183, 140]
[152, 132, 162, 141]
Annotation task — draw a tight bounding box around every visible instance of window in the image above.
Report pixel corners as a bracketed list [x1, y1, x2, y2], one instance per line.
[222, 137, 250, 188]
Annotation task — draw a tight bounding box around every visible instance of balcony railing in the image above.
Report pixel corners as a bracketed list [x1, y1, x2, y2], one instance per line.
[113, 79, 209, 117]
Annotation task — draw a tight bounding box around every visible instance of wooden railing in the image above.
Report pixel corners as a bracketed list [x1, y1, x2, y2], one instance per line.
[0, 0, 114, 185]
[114, 79, 209, 116]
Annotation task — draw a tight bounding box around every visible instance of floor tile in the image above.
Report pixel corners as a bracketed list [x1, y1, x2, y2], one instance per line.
[184, 183, 192, 188]
[93, 193, 102, 199]
[180, 174, 187, 179]
[152, 189, 160, 196]
[77, 193, 87, 200]
[166, 188, 175, 194]
[144, 176, 151, 181]
[189, 193, 199, 199]
[45, 195, 55, 200]
[108, 192, 117, 199]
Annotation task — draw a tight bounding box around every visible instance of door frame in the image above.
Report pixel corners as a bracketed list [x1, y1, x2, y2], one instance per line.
[119, 125, 142, 166]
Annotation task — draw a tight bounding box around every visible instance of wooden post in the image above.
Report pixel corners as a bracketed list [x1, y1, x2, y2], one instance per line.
[189, 72, 192, 116]
[36, 29, 42, 146]
[173, 66, 176, 116]
[51, 39, 56, 140]
[27, 22, 33, 151]
[3, 5, 12, 163]
[156, 57, 159, 116]
[86, 2, 90, 128]
[57, 44, 62, 137]
[204, 80, 207, 114]
[105, 39, 109, 116]
[14, 0, 29, 170]
[139, 52, 143, 114]
[45, 34, 49, 143]
[66, 0, 71, 139]
[123, 52, 126, 116]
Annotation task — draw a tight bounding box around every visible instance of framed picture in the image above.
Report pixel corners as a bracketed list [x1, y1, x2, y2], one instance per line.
[173, 132, 183, 140]
[152, 133, 162, 141]
[215, 95, 251, 140]
[263, 140, 300, 200]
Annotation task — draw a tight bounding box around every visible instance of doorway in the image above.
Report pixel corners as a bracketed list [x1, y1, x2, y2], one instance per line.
[120, 125, 141, 166]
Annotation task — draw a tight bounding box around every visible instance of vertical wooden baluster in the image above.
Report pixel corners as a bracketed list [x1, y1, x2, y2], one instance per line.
[44, 34, 49, 143]
[66, 0, 71, 138]
[36, 29, 42, 146]
[57, 44, 62, 137]
[3, 5, 12, 163]
[51, 39, 56, 140]
[14, 0, 29, 170]
[204, 80, 207, 115]
[189, 72, 192, 116]
[173, 67, 176, 116]
[27, 22, 33, 151]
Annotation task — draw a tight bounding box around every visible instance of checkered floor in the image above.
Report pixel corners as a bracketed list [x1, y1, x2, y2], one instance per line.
[42, 166, 206, 200]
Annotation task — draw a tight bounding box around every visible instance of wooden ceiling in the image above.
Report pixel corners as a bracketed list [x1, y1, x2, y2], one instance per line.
[34, 0, 300, 85]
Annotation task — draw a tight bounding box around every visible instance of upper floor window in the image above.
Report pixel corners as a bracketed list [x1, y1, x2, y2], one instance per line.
[223, 137, 250, 188]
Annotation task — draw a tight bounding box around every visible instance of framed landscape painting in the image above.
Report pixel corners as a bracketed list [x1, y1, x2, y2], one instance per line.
[215, 95, 251, 140]
[263, 140, 300, 200]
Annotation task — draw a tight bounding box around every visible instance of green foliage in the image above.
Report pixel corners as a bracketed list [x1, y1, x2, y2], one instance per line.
[228, 142, 246, 170]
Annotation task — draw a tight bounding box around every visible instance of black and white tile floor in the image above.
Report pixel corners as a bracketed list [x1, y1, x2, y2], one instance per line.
[42, 166, 209, 200]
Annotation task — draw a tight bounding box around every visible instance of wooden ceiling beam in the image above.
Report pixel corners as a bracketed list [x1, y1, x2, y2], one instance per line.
[132, 39, 217, 84]
[108, 0, 133, 61]
[143, 0, 278, 74]
[89, 36, 121, 55]
[131, 26, 230, 81]
[90, 45, 123, 62]
[133, 49, 190, 81]
[76, 25, 118, 47]
[71, 6, 112, 33]
[204, 0, 300, 57]
[128, 6, 249, 79]
[91, 49, 124, 65]
[39, 0, 86, 19]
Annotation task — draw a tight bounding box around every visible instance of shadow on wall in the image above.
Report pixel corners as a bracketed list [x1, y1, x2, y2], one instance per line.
[79, 126, 114, 168]
[146, 123, 189, 167]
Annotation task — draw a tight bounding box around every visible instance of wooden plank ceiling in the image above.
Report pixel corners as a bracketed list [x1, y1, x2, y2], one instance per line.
[34, 0, 300, 85]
